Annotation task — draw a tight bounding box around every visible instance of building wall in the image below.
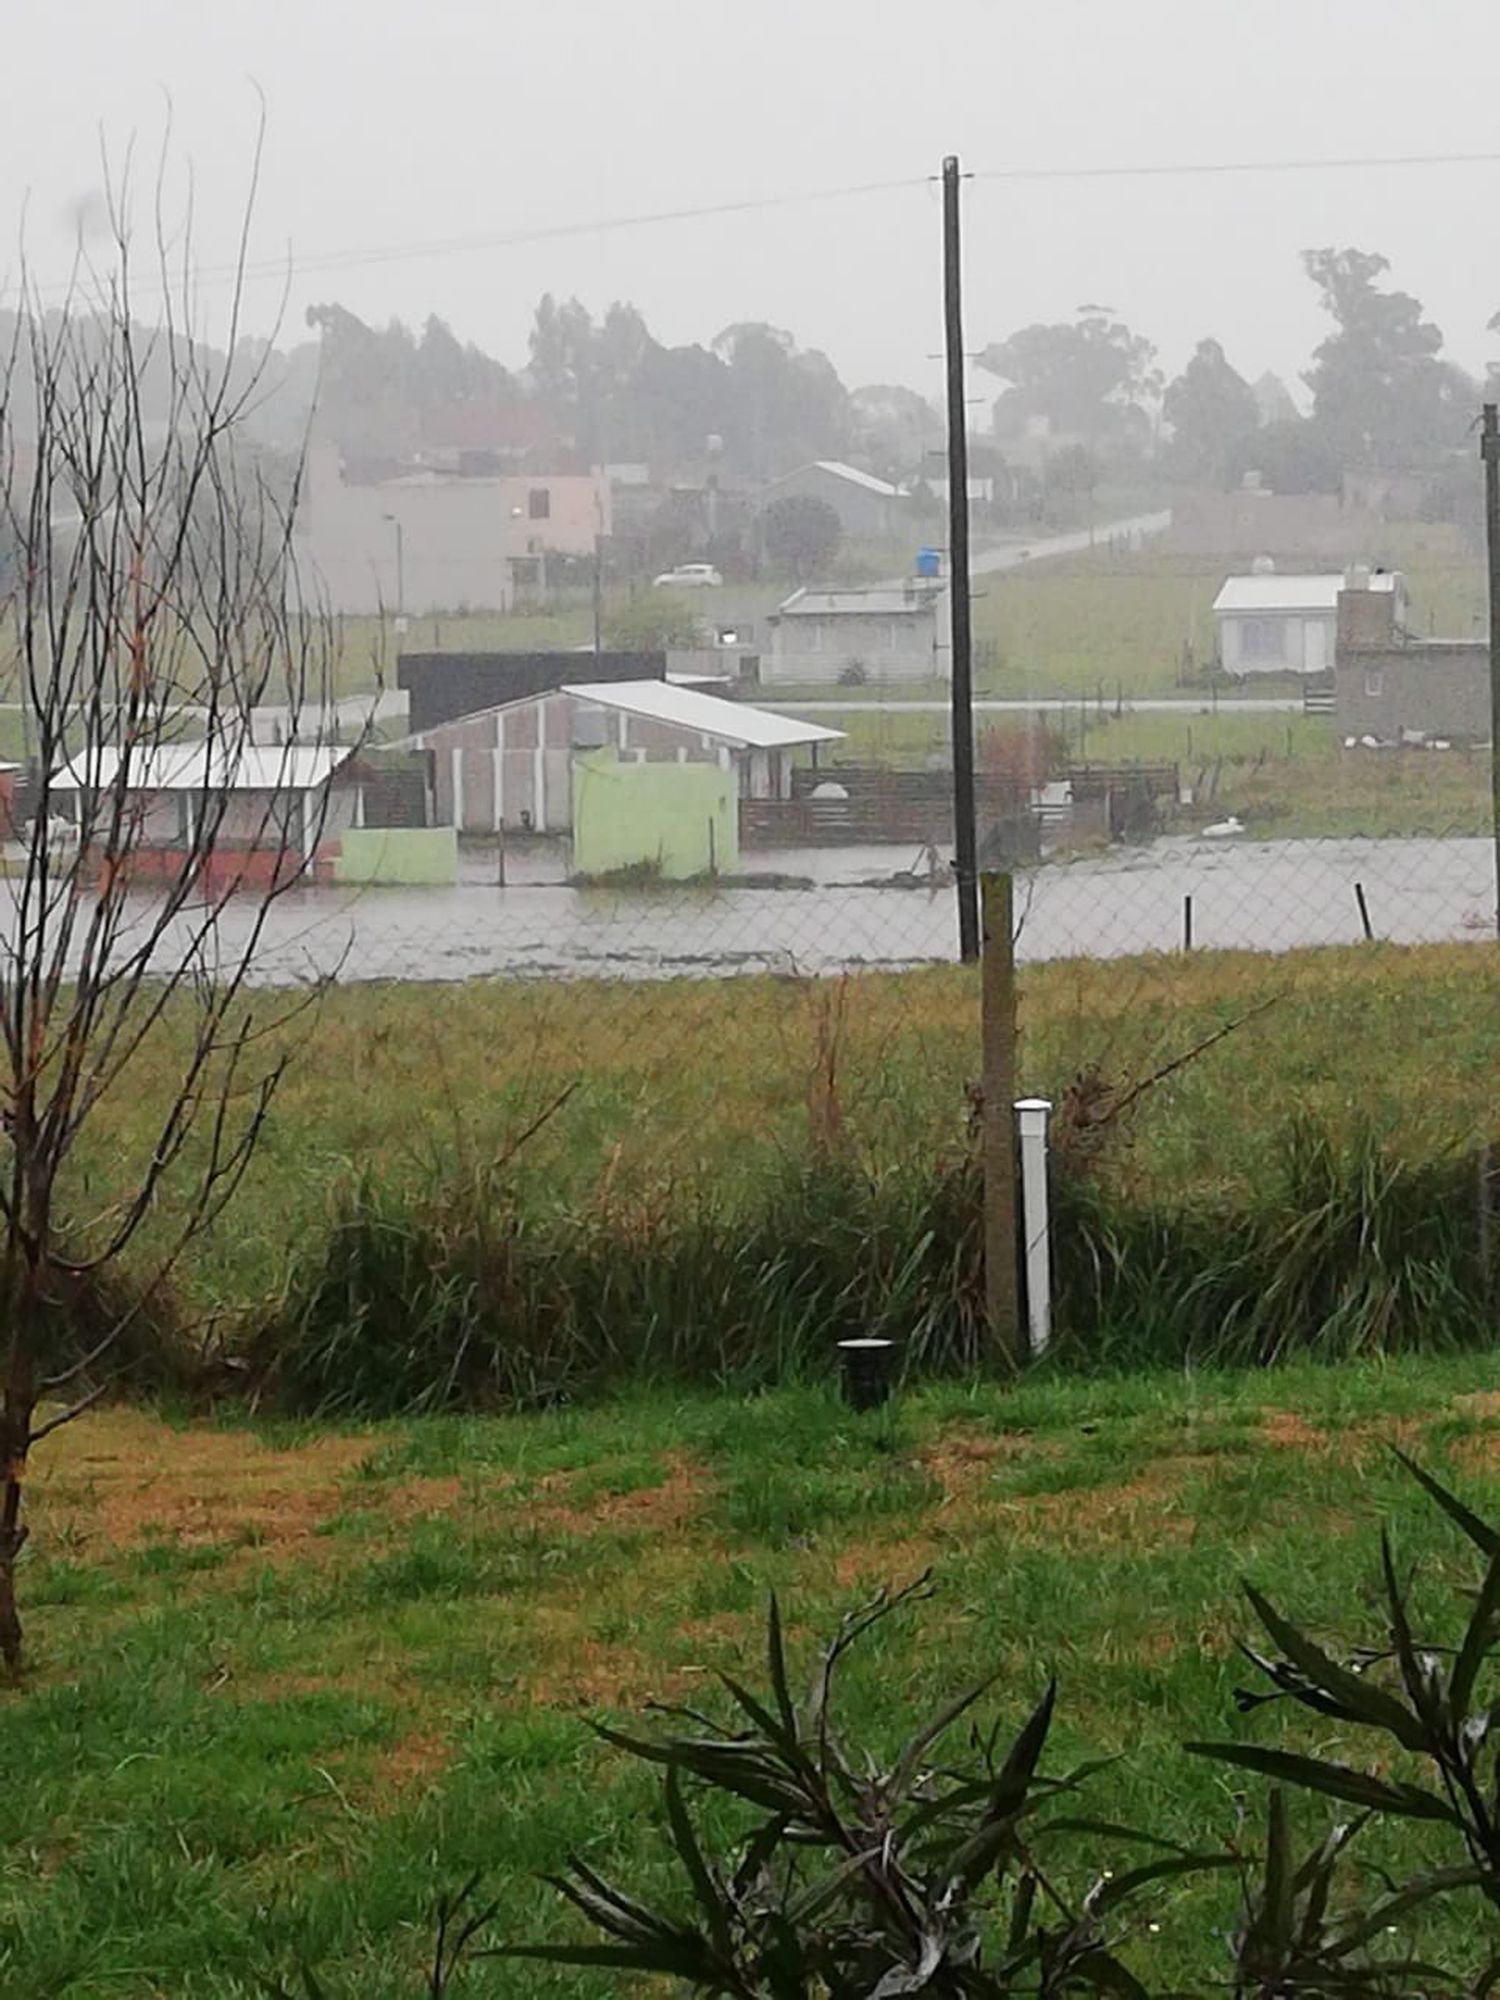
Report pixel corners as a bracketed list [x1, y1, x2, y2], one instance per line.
[105, 783, 356, 855]
[1335, 642, 1491, 742]
[294, 446, 609, 615]
[1218, 609, 1335, 676]
[572, 749, 739, 879]
[495, 475, 608, 557]
[423, 691, 737, 833]
[759, 465, 899, 541]
[332, 827, 458, 885]
[764, 609, 941, 686]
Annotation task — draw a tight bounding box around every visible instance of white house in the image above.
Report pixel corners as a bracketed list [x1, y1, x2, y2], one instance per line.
[1212, 565, 1406, 677]
[54, 743, 357, 872]
[764, 583, 951, 687]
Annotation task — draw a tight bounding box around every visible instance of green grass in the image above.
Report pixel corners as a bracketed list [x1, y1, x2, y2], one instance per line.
[810, 701, 1491, 837]
[65, 943, 1500, 1327]
[9, 1358, 1500, 1993]
[28, 941, 1499, 1414]
[968, 522, 1485, 701]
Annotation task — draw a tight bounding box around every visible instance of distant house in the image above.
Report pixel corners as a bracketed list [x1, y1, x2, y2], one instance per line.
[398, 650, 667, 734]
[1212, 564, 1406, 677]
[412, 679, 843, 834]
[293, 443, 610, 616]
[764, 583, 951, 687]
[905, 475, 999, 510]
[1335, 573, 1490, 744]
[53, 743, 358, 887]
[758, 461, 905, 541]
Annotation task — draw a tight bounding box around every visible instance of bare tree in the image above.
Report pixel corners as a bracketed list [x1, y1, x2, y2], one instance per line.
[0, 149, 345, 1675]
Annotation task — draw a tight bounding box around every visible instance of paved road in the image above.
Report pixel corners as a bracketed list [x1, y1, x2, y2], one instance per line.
[870, 509, 1174, 593]
[770, 696, 1305, 716]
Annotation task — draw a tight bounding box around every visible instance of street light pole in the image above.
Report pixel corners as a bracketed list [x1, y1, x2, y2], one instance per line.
[943, 153, 980, 963]
[383, 513, 405, 621]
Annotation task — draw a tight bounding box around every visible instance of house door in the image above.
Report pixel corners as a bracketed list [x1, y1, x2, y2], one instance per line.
[1305, 619, 1330, 675]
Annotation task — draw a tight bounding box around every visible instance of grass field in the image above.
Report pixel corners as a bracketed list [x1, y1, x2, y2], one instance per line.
[8, 1357, 1500, 1993]
[968, 523, 1486, 701]
[61, 943, 1500, 1340]
[812, 703, 1493, 838]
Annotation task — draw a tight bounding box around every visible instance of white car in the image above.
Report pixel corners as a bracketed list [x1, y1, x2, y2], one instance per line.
[652, 563, 723, 589]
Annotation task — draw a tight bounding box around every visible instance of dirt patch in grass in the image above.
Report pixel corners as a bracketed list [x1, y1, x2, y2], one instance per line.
[518, 1604, 694, 1711]
[371, 1728, 451, 1794]
[833, 1533, 944, 1591]
[1260, 1410, 1327, 1450]
[31, 1408, 374, 1554]
[924, 1427, 1051, 1497]
[1020, 1462, 1205, 1547]
[517, 1455, 705, 1539]
[381, 1475, 471, 1523]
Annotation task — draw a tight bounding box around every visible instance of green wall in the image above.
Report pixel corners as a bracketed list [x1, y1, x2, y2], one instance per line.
[333, 828, 459, 886]
[572, 750, 739, 879]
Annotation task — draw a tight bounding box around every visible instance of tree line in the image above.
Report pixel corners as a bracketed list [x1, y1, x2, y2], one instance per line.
[286, 245, 1493, 506]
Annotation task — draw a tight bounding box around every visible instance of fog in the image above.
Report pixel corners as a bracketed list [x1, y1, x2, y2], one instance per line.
[5, 0, 1500, 402]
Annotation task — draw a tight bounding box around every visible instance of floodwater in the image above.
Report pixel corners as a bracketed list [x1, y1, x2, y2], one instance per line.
[23, 835, 1495, 987]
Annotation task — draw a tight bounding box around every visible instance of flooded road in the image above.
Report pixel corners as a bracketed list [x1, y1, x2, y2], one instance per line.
[34, 835, 1496, 986]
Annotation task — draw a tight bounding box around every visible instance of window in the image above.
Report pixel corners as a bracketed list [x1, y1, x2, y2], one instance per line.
[1239, 617, 1285, 662]
[1364, 669, 1384, 698]
[527, 487, 551, 521]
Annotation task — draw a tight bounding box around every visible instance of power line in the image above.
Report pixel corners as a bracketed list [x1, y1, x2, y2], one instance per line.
[972, 149, 1500, 185]
[9, 176, 933, 304]
[13, 146, 1500, 305]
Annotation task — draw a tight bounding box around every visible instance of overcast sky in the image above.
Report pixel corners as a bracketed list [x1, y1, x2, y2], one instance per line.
[5, 0, 1500, 408]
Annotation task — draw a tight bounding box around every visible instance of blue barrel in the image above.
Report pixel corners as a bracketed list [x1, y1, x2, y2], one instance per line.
[915, 547, 941, 579]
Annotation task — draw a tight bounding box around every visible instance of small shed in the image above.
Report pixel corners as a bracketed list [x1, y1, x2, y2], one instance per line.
[412, 680, 842, 834]
[54, 743, 358, 887]
[764, 582, 951, 686]
[1213, 565, 1406, 677]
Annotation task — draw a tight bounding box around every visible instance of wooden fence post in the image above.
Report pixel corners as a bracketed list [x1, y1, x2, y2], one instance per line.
[981, 872, 1023, 1372]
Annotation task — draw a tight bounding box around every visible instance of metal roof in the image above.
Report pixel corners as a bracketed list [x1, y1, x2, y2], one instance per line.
[773, 584, 946, 619]
[559, 680, 843, 750]
[810, 459, 903, 498]
[55, 743, 349, 794]
[1213, 572, 1401, 615]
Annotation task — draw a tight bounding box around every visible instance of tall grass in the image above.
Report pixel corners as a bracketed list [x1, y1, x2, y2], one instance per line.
[257, 1151, 987, 1417]
[254, 1116, 1497, 1417]
[1055, 1119, 1492, 1369]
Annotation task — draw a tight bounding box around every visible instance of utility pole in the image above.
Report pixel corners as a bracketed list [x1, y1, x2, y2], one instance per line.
[1484, 404, 1500, 939]
[943, 155, 980, 962]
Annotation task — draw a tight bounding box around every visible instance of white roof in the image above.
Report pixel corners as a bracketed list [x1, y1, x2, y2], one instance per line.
[811, 459, 902, 498]
[1213, 572, 1401, 615]
[559, 680, 843, 750]
[774, 584, 946, 619]
[55, 743, 348, 794]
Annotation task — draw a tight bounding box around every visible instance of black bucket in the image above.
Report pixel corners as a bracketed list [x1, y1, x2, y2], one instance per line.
[838, 1337, 896, 1412]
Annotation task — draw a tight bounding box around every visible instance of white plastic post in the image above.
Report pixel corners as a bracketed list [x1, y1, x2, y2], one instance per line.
[1014, 1098, 1053, 1357]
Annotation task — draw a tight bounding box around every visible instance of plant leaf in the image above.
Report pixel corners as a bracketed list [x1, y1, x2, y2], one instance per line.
[1393, 1450, 1500, 1557]
[1242, 1582, 1427, 1751]
[766, 1592, 798, 1743]
[1452, 1544, 1500, 1720]
[1186, 1742, 1458, 1823]
[663, 1768, 733, 1961]
[887, 1668, 1003, 1805]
